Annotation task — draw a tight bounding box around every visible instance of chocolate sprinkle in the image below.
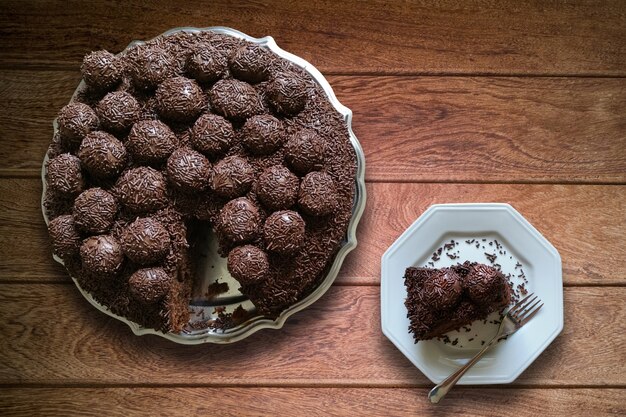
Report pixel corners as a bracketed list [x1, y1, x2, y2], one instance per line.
[81, 50, 122, 91]
[267, 71, 309, 116]
[155, 76, 205, 122]
[190, 113, 235, 157]
[186, 42, 228, 83]
[128, 267, 172, 303]
[227, 244, 270, 285]
[48, 214, 82, 259]
[56, 103, 99, 147]
[129, 44, 177, 90]
[217, 197, 261, 246]
[80, 234, 124, 276]
[126, 120, 179, 165]
[298, 171, 337, 216]
[96, 91, 140, 133]
[114, 167, 168, 213]
[166, 147, 211, 192]
[73, 188, 118, 234]
[255, 165, 299, 211]
[229, 44, 273, 83]
[241, 114, 285, 155]
[210, 155, 254, 198]
[209, 79, 264, 121]
[77, 131, 127, 178]
[284, 129, 325, 174]
[263, 210, 306, 255]
[46, 153, 84, 195]
[121, 217, 171, 265]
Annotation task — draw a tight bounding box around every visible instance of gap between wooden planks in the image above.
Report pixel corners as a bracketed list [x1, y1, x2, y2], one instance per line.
[0, 71, 625, 182]
[0, 285, 623, 386]
[1, 178, 623, 285]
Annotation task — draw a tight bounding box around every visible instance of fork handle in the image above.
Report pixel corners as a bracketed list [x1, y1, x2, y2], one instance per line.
[428, 338, 496, 403]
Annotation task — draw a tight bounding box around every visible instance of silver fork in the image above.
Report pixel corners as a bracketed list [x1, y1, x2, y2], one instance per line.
[428, 293, 543, 403]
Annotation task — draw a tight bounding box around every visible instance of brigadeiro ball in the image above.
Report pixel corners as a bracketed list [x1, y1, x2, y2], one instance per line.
[267, 72, 309, 116]
[210, 156, 254, 198]
[421, 269, 463, 310]
[186, 43, 228, 83]
[81, 50, 123, 91]
[73, 188, 118, 234]
[227, 245, 269, 285]
[255, 165, 299, 211]
[465, 263, 507, 306]
[115, 167, 168, 213]
[155, 76, 205, 123]
[128, 267, 172, 304]
[56, 103, 99, 147]
[48, 214, 82, 258]
[229, 44, 273, 83]
[121, 217, 170, 265]
[96, 92, 140, 133]
[241, 114, 284, 155]
[263, 210, 306, 255]
[284, 129, 325, 174]
[130, 45, 177, 90]
[166, 148, 211, 192]
[80, 234, 124, 276]
[126, 120, 178, 165]
[209, 79, 264, 121]
[217, 197, 261, 244]
[190, 113, 234, 156]
[298, 171, 337, 216]
[46, 153, 84, 195]
[78, 131, 127, 178]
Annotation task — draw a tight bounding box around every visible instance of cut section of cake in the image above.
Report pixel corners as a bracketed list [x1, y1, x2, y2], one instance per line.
[404, 261, 512, 342]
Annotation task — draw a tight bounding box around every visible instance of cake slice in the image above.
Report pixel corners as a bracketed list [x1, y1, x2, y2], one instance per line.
[404, 261, 512, 342]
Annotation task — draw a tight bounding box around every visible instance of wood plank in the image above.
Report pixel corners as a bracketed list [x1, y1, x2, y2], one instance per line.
[2, 71, 626, 181]
[0, 285, 623, 386]
[0, 387, 624, 416]
[1, 1, 625, 75]
[2, 178, 624, 285]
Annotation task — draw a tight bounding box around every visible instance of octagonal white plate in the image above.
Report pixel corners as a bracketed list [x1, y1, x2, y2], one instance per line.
[381, 203, 563, 384]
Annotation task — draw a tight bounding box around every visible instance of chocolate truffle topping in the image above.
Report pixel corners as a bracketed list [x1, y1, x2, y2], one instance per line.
[115, 167, 168, 213]
[190, 113, 234, 156]
[166, 148, 211, 192]
[209, 79, 264, 121]
[121, 217, 171, 265]
[229, 44, 273, 83]
[186, 43, 228, 83]
[48, 214, 81, 258]
[284, 129, 325, 174]
[267, 72, 309, 116]
[80, 234, 124, 276]
[210, 156, 254, 198]
[217, 197, 261, 245]
[298, 171, 337, 216]
[227, 245, 269, 284]
[465, 263, 507, 306]
[255, 165, 299, 211]
[81, 50, 122, 91]
[46, 153, 84, 195]
[130, 45, 177, 90]
[126, 120, 178, 165]
[128, 267, 172, 303]
[57, 103, 99, 146]
[241, 114, 284, 155]
[420, 269, 463, 310]
[263, 210, 306, 254]
[96, 91, 140, 133]
[73, 188, 118, 234]
[78, 131, 127, 178]
[155, 76, 205, 122]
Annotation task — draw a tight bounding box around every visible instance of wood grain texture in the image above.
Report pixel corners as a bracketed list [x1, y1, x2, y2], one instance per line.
[2, 71, 626, 181]
[1, 387, 624, 417]
[0, 285, 623, 386]
[2, 178, 623, 285]
[1, 1, 625, 75]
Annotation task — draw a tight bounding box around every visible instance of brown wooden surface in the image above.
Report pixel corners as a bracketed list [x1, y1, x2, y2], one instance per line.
[0, 0, 625, 415]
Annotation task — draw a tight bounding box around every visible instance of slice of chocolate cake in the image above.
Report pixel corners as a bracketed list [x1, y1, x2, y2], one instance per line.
[404, 261, 512, 342]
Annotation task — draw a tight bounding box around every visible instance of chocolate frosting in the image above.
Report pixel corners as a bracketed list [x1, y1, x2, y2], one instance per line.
[255, 165, 299, 211]
[81, 50, 123, 91]
[155, 76, 205, 122]
[267, 71, 309, 115]
[114, 166, 168, 213]
[48, 214, 82, 258]
[80, 234, 124, 276]
[209, 79, 264, 121]
[229, 44, 273, 83]
[210, 155, 254, 198]
[121, 217, 171, 265]
[298, 171, 337, 216]
[126, 120, 178, 165]
[46, 153, 84, 195]
[96, 91, 140, 133]
[241, 114, 285, 155]
[166, 147, 211, 192]
[73, 188, 118, 234]
[227, 245, 269, 285]
[78, 131, 127, 178]
[186, 42, 228, 83]
[263, 210, 306, 254]
[129, 44, 177, 90]
[190, 113, 234, 156]
[217, 197, 261, 245]
[128, 267, 172, 303]
[57, 103, 99, 146]
[284, 129, 325, 174]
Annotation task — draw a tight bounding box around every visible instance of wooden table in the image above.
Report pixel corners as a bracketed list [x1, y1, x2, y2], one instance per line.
[1, 1, 624, 415]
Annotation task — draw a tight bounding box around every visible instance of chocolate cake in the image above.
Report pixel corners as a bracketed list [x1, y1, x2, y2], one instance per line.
[404, 262, 512, 342]
[44, 30, 357, 333]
